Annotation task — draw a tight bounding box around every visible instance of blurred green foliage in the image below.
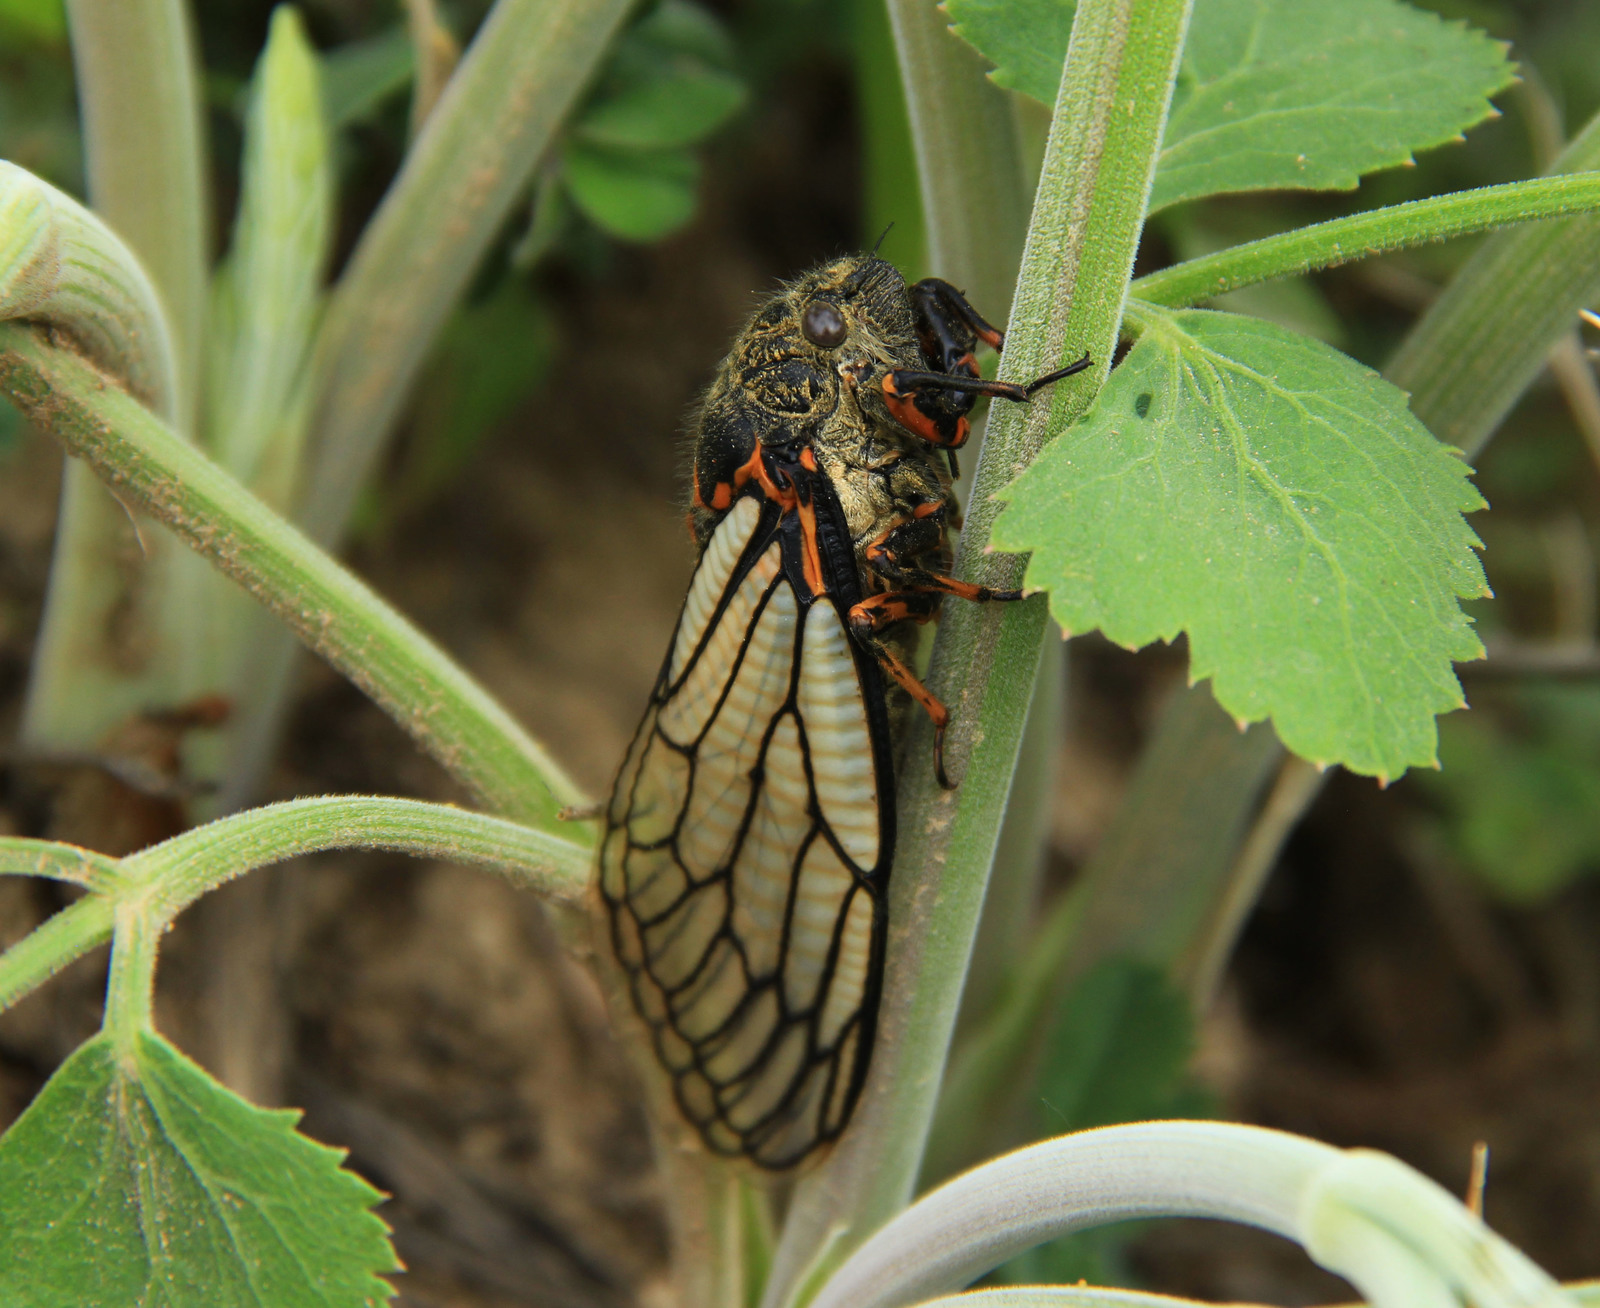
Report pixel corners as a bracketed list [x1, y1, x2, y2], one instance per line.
[1000, 960, 1210, 1286]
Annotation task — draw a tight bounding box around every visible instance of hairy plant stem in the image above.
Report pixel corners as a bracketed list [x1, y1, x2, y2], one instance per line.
[0, 796, 588, 1022]
[762, 3, 1193, 1303]
[1132, 174, 1600, 311]
[1388, 108, 1600, 458]
[299, 0, 632, 546]
[0, 322, 587, 831]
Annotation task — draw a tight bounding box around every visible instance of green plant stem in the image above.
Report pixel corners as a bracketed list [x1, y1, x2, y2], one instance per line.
[0, 795, 588, 1024]
[1132, 174, 1600, 311]
[0, 322, 589, 830]
[882, 0, 1030, 314]
[764, 3, 1193, 1303]
[104, 901, 158, 1049]
[124, 795, 591, 921]
[63, 0, 206, 424]
[925, 689, 1281, 1182]
[1387, 110, 1600, 458]
[0, 896, 114, 1014]
[0, 838, 123, 892]
[298, 0, 632, 546]
[0, 163, 176, 414]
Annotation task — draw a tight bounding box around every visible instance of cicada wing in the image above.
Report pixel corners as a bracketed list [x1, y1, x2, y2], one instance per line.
[600, 493, 893, 1168]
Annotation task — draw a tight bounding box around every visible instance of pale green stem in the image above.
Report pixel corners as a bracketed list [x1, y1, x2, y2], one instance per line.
[925, 690, 1281, 1183]
[809, 1124, 1572, 1308]
[883, 0, 1031, 315]
[104, 900, 159, 1050]
[27, 0, 208, 764]
[123, 795, 591, 921]
[913, 1279, 1600, 1308]
[763, 3, 1194, 1303]
[1387, 109, 1600, 458]
[0, 895, 114, 1014]
[0, 162, 176, 413]
[63, 0, 206, 425]
[298, 0, 633, 546]
[0, 321, 589, 830]
[0, 796, 588, 1025]
[1132, 174, 1600, 311]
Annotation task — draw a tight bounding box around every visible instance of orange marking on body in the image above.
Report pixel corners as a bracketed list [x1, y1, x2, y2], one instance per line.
[882, 377, 949, 447]
[796, 493, 826, 596]
[800, 447, 819, 471]
[732, 443, 795, 509]
[975, 324, 1004, 350]
[956, 351, 978, 376]
[912, 501, 942, 519]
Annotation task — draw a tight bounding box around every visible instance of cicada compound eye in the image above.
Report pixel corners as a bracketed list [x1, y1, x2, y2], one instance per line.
[802, 299, 848, 348]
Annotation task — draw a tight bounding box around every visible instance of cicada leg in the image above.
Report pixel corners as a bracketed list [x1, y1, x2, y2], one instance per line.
[846, 504, 1026, 789]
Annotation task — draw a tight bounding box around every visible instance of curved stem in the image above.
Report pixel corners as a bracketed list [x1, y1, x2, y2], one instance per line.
[0, 322, 588, 829]
[1133, 174, 1600, 311]
[811, 1124, 1571, 1308]
[0, 895, 115, 1014]
[0, 837, 124, 892]
[123, 794, 592, 921]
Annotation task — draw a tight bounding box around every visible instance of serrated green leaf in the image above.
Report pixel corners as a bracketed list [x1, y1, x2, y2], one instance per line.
[944, 0, 1514, 210]
[0, 1031, 397, 1306]
[943, 0, 1070, 105]
[563, 143, 699, 242]
[993, 306, 1488, 780]
[1418, 684, 1600, 903]
[574, 68, 745, 150]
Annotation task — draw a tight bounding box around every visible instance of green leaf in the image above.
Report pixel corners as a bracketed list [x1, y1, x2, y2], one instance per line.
[0, 0, 64, 43]
[0, 1031, 397, 1306]
[1419, 684, 1600, 903]
[993, 306, 1488, 781]
[574, 0, 745, 150]
[944, 0, 1515, 210]
[943, 0, 1071, 106]
[574, 68, 745, 150]
[563, 143, 699, 242]
[319, 25, 413, 130]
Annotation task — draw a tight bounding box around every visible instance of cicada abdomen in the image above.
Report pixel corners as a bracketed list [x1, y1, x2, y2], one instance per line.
[600, 476, 893, 1168]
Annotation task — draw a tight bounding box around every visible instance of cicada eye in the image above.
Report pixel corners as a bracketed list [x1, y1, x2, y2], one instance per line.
[802, 300, 848, 348]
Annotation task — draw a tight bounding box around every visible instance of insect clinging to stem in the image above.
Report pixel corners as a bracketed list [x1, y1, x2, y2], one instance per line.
[599, 254, 1089, 1168]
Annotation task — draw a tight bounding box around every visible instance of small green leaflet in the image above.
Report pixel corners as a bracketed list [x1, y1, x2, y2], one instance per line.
[992, 305, 1488, 781]
[0, 1031, 397, 1306]
[564, 143, 700, 242]
[944, 0, 1514, 212]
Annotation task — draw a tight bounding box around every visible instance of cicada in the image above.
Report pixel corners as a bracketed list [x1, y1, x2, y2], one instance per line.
[599, 255, 1086, 1168]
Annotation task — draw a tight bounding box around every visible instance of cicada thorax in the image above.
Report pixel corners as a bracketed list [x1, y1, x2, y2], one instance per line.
[602, 254, 1076, 1168]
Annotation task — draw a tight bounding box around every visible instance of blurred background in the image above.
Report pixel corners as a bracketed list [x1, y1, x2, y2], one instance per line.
[0, 0, 1598, 1304]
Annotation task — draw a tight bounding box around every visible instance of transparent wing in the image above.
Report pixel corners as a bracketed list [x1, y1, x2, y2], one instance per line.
[600, 494, 891, 1168]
